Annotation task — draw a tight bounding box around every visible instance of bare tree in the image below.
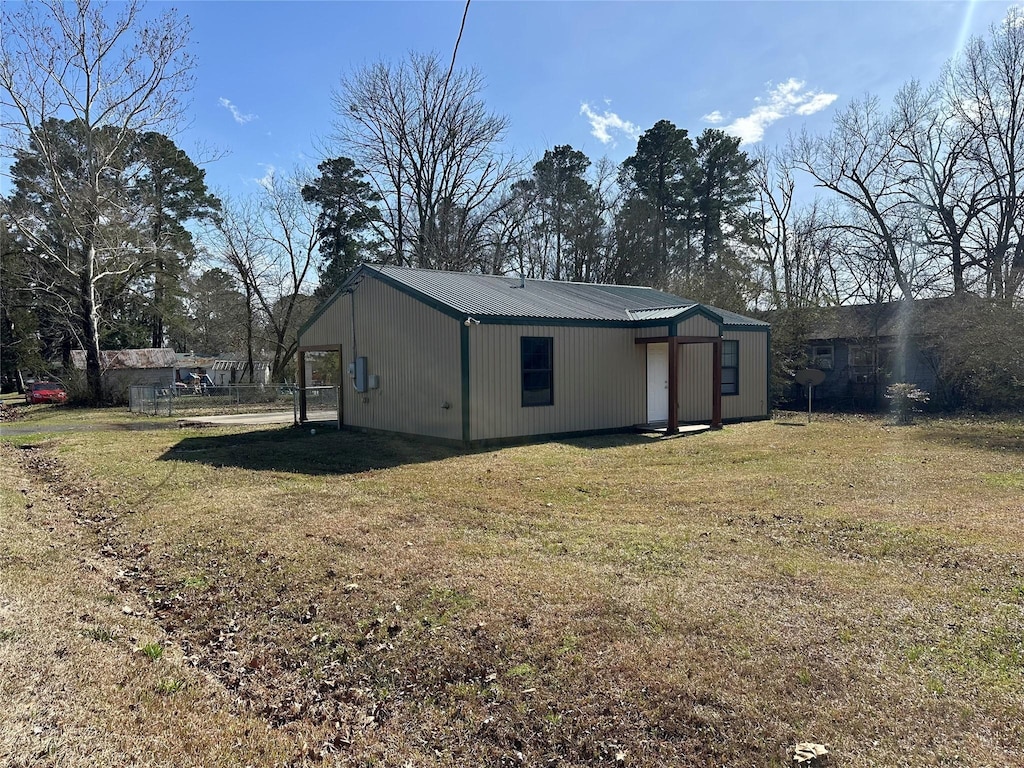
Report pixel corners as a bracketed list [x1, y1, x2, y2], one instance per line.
[1, 0, 194, 401]
[254, 172, 322, 380]
[217, 172, 322, 383]
[945, 7, 1024, 304]
[893, 80, 989, 296]
[332, 52, 519, 271]
[791, 96, 934, 301]
[216, 196, 266, 384]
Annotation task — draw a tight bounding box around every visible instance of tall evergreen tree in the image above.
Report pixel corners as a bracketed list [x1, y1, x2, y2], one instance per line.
[530, 145, 593, 280]
[300, 157, 382, 299]
[693, 129, 757, 265]
[132, 132, 221, 348]
[619, 120, 696, 284]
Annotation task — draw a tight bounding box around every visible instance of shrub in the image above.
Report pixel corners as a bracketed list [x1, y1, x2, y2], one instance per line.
[886, 383, 930, 425]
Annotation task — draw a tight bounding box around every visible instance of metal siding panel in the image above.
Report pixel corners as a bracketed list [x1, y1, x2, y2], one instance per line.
[300, 296, 348, 348]
[678, 344, 713, 422]
[343, 278, 461, 440]
[636, 325, 670, 338]
[722, 330, 768, 420]
[676, 315, 720, 337]
[470, 325, 645, 441]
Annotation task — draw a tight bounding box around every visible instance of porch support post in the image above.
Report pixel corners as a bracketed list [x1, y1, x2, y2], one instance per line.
[712, 338, 723, 429]
[342, 346, 350, 430]
[667, 337, 679, 435]
[297, 349, 307, 423]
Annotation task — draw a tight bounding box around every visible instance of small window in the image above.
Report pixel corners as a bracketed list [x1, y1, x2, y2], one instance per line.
[521, 336, 553, 407]
[722, 340, 739, 396]
[811, 345, 834, 370]
[849, 345, 895, 382]
[849, 346, 874, 369]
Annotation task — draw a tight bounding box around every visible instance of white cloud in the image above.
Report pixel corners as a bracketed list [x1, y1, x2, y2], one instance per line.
[722, 78, 838, 145]
[219, 97, 257, 125]
[579, 102, 641, 145]
[702, 110, 726, 124]
[255, 164, 276, 189]
[795, 92, 839, 116]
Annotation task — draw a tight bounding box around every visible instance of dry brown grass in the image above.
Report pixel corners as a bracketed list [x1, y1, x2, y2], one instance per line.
[1, 412, 1022, 767]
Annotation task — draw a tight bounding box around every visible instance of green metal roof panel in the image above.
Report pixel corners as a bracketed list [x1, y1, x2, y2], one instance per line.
[372, 265, 676, 321]
[705, 305, 770, 328]
[626, 306, 696, 321]
[359, 264, 767, 326]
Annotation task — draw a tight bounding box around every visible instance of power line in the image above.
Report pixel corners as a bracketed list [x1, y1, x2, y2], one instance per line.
[444, 0, 471, 90]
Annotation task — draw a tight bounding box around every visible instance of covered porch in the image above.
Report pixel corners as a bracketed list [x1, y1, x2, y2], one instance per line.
[635, 335, 723, 435]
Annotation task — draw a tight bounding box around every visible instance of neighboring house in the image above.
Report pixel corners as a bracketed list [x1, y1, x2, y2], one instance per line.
[801, 299, 952, 409]
[174, 354, 271, 387]
[297, 264, 770, 445]
[175, 352, 217, 385]
[209, 358, 271, 386]
[71, 348, 177, 400]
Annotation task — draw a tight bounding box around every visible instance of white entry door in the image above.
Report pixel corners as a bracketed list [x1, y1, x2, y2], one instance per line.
[646, 343, 668, 423]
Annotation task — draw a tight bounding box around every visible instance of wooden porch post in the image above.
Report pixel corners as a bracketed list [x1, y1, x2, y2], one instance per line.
[297, 349, 307, 423]
[667, 338, 679, 435]
[712, 339, 723, 429]
[342, 346, 350, 430]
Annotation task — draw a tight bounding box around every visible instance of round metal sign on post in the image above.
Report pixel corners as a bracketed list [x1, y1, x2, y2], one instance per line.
[794, 368, 826, 387]
[794, 368, 826, 423]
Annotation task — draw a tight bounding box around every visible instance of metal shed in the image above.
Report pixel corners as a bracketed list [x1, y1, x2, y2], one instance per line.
[297, 264, 770, 445]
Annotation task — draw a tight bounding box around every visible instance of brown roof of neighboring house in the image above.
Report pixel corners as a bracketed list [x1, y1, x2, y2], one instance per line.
[71, 348, 178, 370]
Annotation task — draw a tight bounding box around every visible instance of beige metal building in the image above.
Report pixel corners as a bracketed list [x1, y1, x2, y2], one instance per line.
[297, 264, 770, 445]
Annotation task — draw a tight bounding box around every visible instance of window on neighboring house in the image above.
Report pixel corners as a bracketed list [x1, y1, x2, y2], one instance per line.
[521, 336, 553, 406]
[721, 339, 739, 396]
[810, 345, 834, 370]
[848, 345, 895, 382]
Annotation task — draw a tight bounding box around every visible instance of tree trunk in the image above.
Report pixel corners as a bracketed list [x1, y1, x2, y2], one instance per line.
[82, 243, 104, 403]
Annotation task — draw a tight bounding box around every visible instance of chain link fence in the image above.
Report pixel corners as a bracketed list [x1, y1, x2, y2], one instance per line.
[129, 383, 298, 417]
[294, 385, 341, 428]
[128, 385, 173, 416]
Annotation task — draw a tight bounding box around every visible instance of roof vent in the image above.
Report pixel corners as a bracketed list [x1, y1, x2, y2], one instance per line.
[519, 274, 526, 289]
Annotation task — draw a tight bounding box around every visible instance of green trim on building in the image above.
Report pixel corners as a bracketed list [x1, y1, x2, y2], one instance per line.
[370, 267, 468, 322]
[672, 304, 724, 331]
[722, 323, 769, 333]
[298, 263, 769, 347]
[460, 324, 470, 443]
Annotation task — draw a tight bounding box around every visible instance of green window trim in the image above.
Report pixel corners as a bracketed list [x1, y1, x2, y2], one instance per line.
[521, 336, 554, 407]
[722, 339, 739, 396]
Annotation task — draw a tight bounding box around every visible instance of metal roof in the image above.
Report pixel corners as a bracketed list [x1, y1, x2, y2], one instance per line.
[71, 348, 178, 370]
[365, 264, 767, 326]
[703, 305, 770, 328]
[803, 297, 963, 340]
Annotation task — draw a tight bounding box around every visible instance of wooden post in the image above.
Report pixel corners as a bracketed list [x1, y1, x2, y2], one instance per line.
[667, 338, 679, 435]
[337, 344, 344, 429]
[712, 339, 723, 429]
[297, 349, 307, 423]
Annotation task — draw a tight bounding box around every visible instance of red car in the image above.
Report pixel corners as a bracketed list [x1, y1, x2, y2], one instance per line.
[25, 381, 68, 405]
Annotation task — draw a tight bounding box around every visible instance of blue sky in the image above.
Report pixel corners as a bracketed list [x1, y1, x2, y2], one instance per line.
[141, 1, 1024, 195]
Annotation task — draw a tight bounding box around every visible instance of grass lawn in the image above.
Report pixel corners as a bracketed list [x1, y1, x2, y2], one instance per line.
[1, 407, 1021, 767]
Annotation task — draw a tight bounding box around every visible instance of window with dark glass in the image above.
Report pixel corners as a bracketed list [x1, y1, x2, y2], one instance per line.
[810, 345, 834, 370]
[722, 340, 739, 396]
[521, 336, 553, 406]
